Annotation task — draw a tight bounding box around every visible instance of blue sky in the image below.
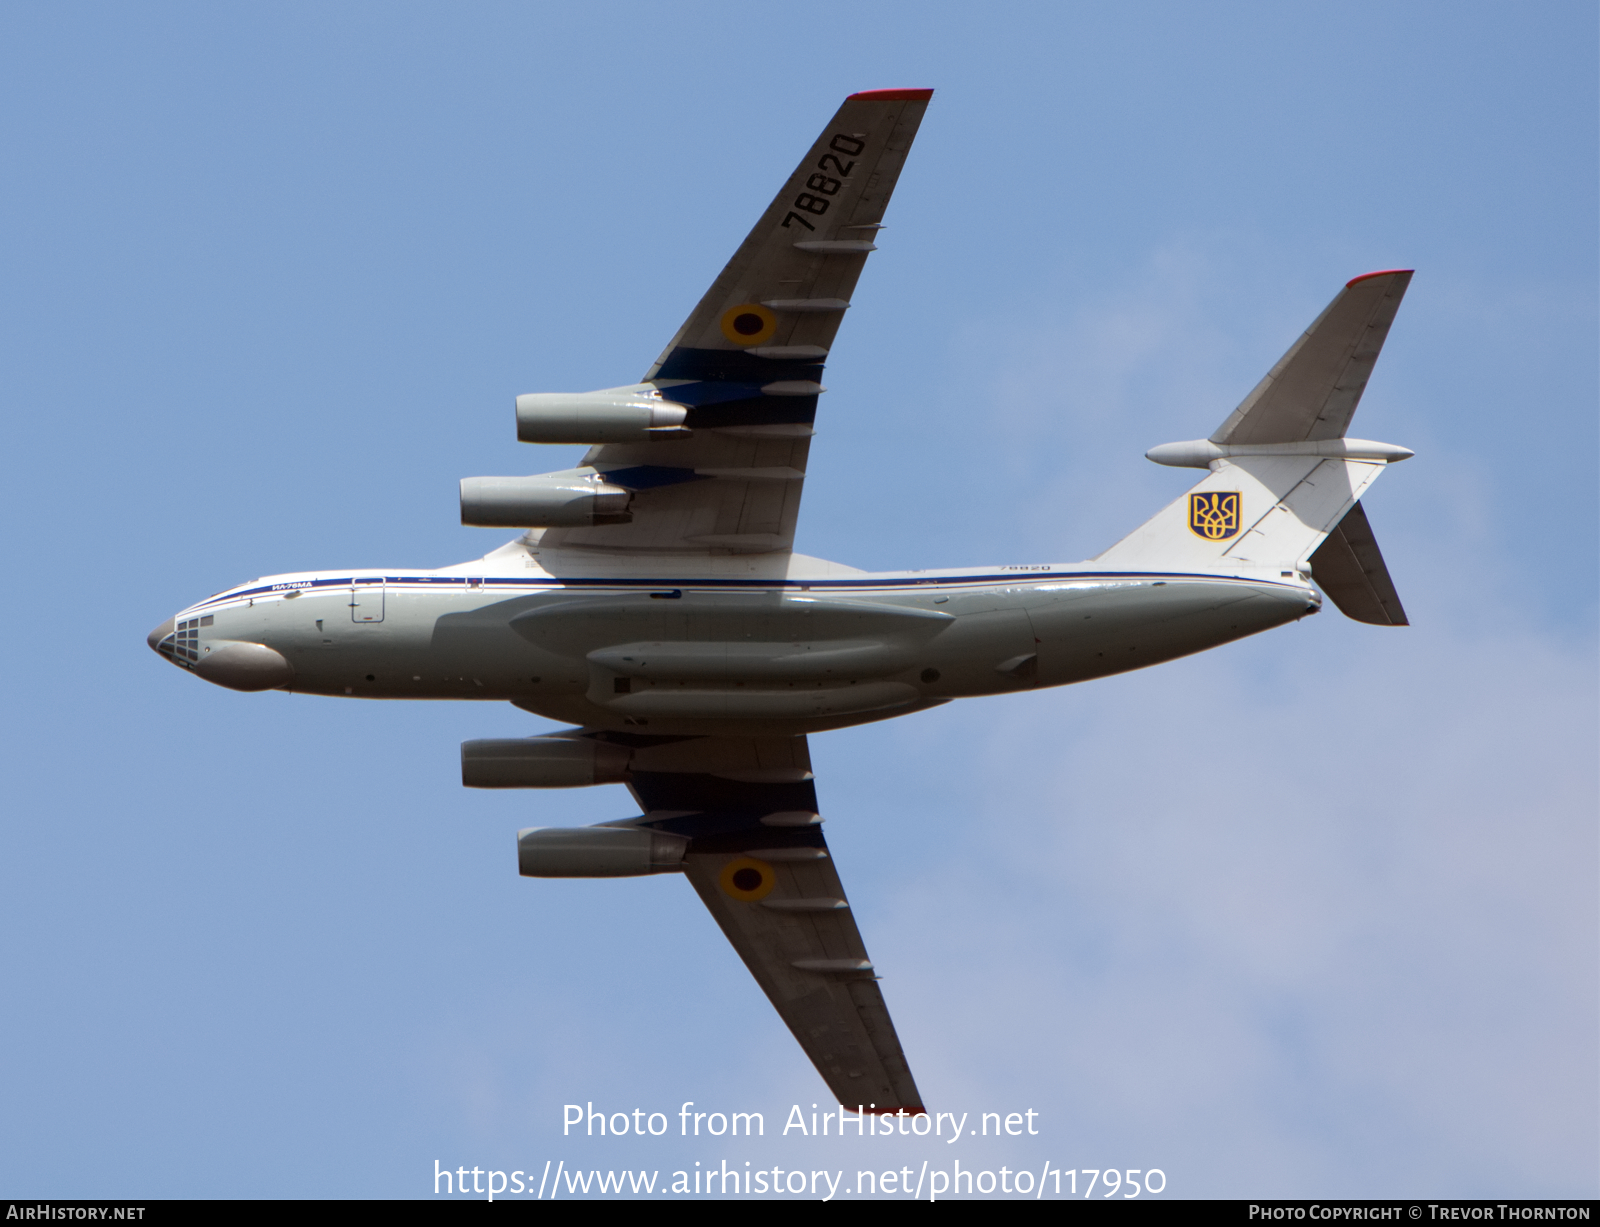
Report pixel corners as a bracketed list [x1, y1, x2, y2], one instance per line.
[1, 2, 1594, 1199]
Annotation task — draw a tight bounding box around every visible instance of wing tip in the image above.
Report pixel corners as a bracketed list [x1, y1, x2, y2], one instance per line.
[846, 88, 935, 102]
[1345, 268, 1414, 288]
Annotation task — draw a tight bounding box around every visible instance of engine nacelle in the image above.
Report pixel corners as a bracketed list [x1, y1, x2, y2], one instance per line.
[516, 391, 689, 444]
[517, 825, 688, 877]
[460, 475, 631, 527]
[461, 737, 630, 788]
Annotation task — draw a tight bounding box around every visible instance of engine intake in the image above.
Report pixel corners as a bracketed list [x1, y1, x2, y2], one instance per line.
[517, 825, 688, 877]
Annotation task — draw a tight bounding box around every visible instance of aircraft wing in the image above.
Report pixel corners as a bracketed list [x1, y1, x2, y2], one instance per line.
[539, 89, 933, 556]
[613, 732, 924, 1111]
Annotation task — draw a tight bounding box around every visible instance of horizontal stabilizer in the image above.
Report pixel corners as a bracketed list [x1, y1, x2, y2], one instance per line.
[1308, 500, 1408, 626]
[1212, 270, 1412, 445]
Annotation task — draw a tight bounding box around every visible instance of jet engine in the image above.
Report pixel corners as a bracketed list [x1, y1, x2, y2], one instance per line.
[516, 825, 687, 877]
[461, 737, 630, 788]
[515, 390, 688, 444]
[459, 475, 631, 527]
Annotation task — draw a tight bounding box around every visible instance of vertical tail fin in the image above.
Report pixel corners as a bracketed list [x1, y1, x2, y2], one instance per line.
[1096, 271, 1414, 603]
[1096, 451, 1393, 572]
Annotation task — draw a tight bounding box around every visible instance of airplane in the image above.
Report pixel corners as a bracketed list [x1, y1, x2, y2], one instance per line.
[147, 88, 1413, 1115]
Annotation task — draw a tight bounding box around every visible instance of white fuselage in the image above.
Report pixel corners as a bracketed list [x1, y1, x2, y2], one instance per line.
[153, 545, 1320, 737]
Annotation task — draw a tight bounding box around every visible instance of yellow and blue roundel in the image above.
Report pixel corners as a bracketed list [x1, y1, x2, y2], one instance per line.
[719, 303, 778, 346]
[719, 856, 776, 901]
[1189, 491, 1241, 540]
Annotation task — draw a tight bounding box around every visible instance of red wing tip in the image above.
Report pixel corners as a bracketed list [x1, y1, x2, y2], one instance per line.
[1346, 268, 1414, 287]
[846, 88, 934, 102]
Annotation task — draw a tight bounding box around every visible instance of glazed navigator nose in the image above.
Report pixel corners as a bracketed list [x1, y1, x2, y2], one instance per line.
[148, 614, 204, 667]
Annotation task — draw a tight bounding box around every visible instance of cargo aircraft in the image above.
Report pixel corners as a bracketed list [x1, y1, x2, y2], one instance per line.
[148, 89, 1413, 1113]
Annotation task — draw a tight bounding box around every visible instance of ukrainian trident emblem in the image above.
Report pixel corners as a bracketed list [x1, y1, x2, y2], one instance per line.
[1189, 491, 1241, 540]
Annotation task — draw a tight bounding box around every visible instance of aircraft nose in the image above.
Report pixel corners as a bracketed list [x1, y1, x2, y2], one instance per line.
[147, 617, 176, 654]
